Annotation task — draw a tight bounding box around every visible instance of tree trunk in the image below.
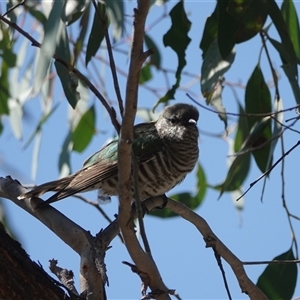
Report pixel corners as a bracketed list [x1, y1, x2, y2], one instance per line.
[0, 222, 70, 300]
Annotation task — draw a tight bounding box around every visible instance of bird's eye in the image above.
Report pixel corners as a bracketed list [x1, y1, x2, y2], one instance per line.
[169, 118, 177, 124]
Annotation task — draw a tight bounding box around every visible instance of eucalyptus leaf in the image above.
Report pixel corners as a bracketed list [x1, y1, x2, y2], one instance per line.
[257, 248, 297, 300]
[245, 65, 272, 172]
[72, 105, 96, 153]
[33, 1, 64, 95]
[86, 2, 107, 66]
[154, 1, 191, 108]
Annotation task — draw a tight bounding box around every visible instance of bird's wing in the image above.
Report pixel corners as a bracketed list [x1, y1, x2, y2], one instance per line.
[131, 122, 165, 162]
[21, 122, 164, 206]
[47, 160, 118, 203]
[50, 125, 163, 202]
[46, 140, 120, 203]
[18, 174, 77, 199]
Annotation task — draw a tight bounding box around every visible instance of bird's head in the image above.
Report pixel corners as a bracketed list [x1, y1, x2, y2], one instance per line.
[156, 103, 199, 138]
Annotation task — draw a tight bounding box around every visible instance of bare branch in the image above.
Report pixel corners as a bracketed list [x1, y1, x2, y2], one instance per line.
[260, 31, 280, 101]
[187, 94, 300, 118]
[213, 249, 232, 300]
[243, 259, 300, 265]
[0, 176, 105, 299]
[236, 140, 300, 201]
[142, 196, 269, 300]
[92, 0, 124, 116]
[118, 2, 170, 299]
[49, 259, 79, 296]
[3, 0, 26, 17]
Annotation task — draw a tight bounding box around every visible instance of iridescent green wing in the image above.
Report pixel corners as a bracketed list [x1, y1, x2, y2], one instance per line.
[132, 122, 164, 162]
[83, 122, 163, 168]
[83, 137, 118, 168]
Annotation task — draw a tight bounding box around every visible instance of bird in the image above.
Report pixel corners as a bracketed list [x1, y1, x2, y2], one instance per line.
[18, 103, 199, 206]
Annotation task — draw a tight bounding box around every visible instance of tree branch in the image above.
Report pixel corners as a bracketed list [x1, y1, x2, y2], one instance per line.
[117, 2, 170, 299]
[142, 196, 268, 300]
[0, 176, 105, 300]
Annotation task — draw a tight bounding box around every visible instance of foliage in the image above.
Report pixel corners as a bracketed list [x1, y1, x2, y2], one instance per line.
[0, 0, 299, 298]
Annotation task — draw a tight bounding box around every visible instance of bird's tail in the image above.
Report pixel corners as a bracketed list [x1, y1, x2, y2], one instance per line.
[18, 175, 75, 203]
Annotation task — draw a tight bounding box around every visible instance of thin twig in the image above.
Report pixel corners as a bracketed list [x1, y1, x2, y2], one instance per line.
[73, 195, 113, 224]
[187, 94, 300, 118]
[3, 0, 26, 17]
[289, 213, 300, 221]
[92, 0, 124, 117]
[157, 197, 268, 300]
[236, 140, 300, 201]
[133, 157, 152, 256]
[260, 31, 280, 101]
[73, 194, 124, 243]
[213, 249, 232, 300]
[243, 259, 300, 265]
[280, 136, 299, 258]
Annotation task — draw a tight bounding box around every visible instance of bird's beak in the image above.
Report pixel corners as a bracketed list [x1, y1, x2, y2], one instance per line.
[188, 119, 197, 125]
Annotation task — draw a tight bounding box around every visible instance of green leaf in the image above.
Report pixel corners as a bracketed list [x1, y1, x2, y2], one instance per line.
[144, 34, 161, 69]
[33, 1, 64, 94]
[27, 6, 47, 25]
[268, 37, 295, 69]
[74, 3, 91, 64]
[201, 39, 235, 96]
[266, 0, 297, 66]
[139, 63, 152, 84]
[0, 62, 10, 115]
[163, 0, 191, 68]
[214, 152, 251, 197]
[86, 2, 107, 66]
[55, 26, 80, 109]
[227, 0, 267, 43]
[206, 78, 227, 129]
[268, 37, 300, 104]
[216, 0, 267, 58]
[105, 0, 124, 40]
[243, 117, 272, 149]
[281, 0, 300, 63]
[257, 248, 297, 300]
[72, 105, 96, 153]
[6, 0, 17, 24]
[217, 0, 237, 58]
[282, 62, 300, 105]
[265, 0, 300, 105]
[154, 1, 191, 108]
[2, 49, 16, 68]
[59, 131, 73, 177]
[245, 65, 272, 172]
[0, 26, 16, 67]
[201, 39, 235, 128]
[260, 98, 283, 201]
[234, 105, 249, 152]
[195, 163, 207, 203]
[199, 11, 218, 58]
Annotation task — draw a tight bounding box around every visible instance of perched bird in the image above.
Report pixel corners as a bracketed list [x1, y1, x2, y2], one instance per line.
[18, 103, 199, 206]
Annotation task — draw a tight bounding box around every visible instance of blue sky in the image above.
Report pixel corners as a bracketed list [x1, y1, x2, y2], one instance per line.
[1, 1, 300, 299]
